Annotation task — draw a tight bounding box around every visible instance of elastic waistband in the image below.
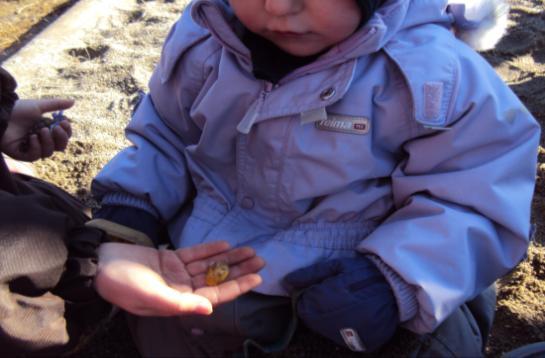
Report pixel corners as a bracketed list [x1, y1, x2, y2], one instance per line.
[191, 195, 377, 250]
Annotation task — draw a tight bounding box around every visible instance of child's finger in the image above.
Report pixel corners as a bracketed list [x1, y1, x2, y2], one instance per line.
[51, 126, 70, 152]
[37, 127, 54, 158]
[194, 273, 263, 306]
[131, 283, 213, 316]
[226, 256, 265, 279]
[185, 246, 257, 276]
[21, 134, 41, 161]
[169, 292, 213, 316]
[176, 240, 231, 264]
[191, 256, 265, 287]
[37, 98, 75, 113]
[58, 119, 72, 138]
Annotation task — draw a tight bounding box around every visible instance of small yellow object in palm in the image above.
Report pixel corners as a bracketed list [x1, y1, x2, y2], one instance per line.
[205, 262, 230, 286]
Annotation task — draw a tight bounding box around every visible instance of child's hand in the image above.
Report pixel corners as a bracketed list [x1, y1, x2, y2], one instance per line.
[95, 241, 265, 316]
[1, 98, 74, 161]
[284, 257, 399, 353]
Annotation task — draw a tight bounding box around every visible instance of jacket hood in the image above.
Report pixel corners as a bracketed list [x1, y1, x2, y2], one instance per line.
[446, 0, 510, 51]
[383, 0, 510, 51]
[191, 0, 509, 63]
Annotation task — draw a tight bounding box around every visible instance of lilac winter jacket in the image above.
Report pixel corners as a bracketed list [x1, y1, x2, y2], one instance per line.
[92, 0, 541, 333]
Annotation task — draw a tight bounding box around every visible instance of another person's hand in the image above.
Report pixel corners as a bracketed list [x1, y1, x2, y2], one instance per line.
[1, 98, 73, 161]
[284, 257, 399, 353]
[95, 241, 265, 316]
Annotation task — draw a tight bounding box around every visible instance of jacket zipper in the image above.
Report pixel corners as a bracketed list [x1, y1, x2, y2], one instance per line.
[236, 81, 274, 133]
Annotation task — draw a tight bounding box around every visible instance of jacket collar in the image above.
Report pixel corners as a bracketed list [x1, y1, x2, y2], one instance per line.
[191, 0, 252, 70]
[190, 0, 410, 81]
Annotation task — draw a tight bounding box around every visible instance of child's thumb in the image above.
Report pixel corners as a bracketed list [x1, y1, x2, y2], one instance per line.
[173, 292, 213, 315]
[153, 286, 213, 316]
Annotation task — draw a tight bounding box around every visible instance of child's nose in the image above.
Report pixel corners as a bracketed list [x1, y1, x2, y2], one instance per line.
[264, 0, 303, 16]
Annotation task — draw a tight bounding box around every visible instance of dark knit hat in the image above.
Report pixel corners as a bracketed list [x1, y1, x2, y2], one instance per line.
[357, 0, 383, 24]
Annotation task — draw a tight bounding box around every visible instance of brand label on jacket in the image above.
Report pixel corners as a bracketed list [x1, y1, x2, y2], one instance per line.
[315, 115, 370, 135]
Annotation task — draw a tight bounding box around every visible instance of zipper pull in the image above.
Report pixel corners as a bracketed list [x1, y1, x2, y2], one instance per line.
[237, 94, 264, 134]
[237, 83, 273, 134]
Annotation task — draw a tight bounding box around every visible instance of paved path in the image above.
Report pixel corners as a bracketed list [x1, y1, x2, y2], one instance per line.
[4, 0, 133, 78]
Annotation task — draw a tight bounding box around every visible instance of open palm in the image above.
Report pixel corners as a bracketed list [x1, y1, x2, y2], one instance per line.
[95, 241, 264, 316]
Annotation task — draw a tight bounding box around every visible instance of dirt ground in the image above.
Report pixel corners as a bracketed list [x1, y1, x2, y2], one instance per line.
[0, 0, 76, 59]
[1, 0, 544, 356]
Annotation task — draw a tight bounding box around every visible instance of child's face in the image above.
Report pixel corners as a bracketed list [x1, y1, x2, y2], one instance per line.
[229, 0, 362, 57]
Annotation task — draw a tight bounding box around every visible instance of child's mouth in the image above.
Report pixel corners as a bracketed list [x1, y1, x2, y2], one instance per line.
[271, 31, 307, 39]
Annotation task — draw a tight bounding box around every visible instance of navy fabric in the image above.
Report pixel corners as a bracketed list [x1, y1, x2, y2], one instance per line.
[285, 257, 399, 353]
[94, 205, 162, 247]
[357, 0, 383, 24]
[242, 29, 319, 84]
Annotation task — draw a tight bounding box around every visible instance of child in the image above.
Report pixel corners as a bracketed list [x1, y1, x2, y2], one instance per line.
[92, 0, 541, 356]
[0, 66, 263, 355]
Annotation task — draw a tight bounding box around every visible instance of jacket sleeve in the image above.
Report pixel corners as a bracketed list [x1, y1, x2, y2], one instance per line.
[0, 67, 18, 139]
[91, 93, 194, 221]
[0, 169, 110, 355]
[357, 51, 541, 334]
[92, 8, 210, 223]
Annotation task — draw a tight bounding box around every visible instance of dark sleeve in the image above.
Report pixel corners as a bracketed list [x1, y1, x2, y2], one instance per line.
[0, 67, 19, 138]
[0, 174, 111, 355]
[94, 205, 163, 246]
[0, 67, 19, 192]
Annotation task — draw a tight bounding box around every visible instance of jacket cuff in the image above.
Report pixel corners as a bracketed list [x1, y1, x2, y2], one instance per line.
[367, 255, 418, 323]
[93, 204, 162, 246]
[85, 219, 154, 247]
[100, 192, 159, 217]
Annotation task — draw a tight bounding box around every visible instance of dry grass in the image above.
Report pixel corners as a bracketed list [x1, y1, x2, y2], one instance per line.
[0, 0, 74, 53]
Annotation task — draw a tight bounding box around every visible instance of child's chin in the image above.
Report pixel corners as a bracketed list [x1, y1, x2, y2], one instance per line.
[275, 43, 324, 57]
